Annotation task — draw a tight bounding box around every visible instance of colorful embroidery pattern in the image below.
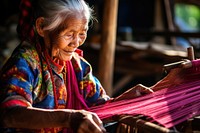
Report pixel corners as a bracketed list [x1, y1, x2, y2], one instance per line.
[0, 41, 110, 132]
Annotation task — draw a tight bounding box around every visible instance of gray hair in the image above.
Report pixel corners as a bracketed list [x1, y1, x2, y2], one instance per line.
[34, 0, 94, 32]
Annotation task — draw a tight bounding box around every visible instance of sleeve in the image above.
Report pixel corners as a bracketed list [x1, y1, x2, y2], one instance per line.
[0, 45, 38, 108]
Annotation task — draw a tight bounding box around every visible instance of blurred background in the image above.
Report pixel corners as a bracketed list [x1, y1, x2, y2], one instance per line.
[0, 0, 199, 97]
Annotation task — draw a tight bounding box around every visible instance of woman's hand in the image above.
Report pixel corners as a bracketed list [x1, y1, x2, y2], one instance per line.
[70, 110, 106, 133]
[113, 84, 154, 101]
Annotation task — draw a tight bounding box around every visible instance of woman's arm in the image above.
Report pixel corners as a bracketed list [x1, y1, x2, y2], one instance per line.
[0, 106, 71, 129]
[0, 105, 106, 133]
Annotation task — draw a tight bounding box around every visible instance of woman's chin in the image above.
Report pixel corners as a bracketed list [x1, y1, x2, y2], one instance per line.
[58, 55, 72, 61]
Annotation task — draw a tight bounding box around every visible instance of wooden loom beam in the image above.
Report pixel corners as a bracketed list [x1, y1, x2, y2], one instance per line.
[163, 46, 194, 72]
[108, 46, 196, 133]
[116, 115, 175, 133]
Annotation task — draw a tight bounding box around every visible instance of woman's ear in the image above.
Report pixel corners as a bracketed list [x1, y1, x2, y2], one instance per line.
[35, 17, 45, 37]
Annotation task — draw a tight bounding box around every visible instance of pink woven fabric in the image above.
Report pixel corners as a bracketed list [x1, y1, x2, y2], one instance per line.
[65, 61, 88, 110]
[90, 59, 200, 128]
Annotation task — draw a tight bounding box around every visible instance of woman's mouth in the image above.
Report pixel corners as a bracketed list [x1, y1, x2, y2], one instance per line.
[63, 50, 74, 55]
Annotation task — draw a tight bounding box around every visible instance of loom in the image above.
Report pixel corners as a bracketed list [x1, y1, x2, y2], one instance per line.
[90, 46, 200, 133]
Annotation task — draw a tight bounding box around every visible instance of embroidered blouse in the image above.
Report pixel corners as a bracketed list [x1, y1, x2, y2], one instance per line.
[0, 41, 110, 132]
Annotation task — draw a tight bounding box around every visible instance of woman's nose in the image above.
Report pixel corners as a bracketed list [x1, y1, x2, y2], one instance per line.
[70, 36, 80, 48]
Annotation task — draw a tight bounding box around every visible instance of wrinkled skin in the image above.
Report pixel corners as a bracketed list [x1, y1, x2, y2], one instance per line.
[71, 110, 107, 133]
[35, 16, 107, 133]
[36, 16, 88, 61]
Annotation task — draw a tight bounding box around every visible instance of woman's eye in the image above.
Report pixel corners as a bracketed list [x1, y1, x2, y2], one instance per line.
[79, 33, 86, 37]
[65, 34, 73, 37]
[63, 32, 73, 37]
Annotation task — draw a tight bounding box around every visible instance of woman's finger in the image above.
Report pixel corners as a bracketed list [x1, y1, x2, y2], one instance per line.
[77, 116, 105, 133]
[91, 113, 106, 132]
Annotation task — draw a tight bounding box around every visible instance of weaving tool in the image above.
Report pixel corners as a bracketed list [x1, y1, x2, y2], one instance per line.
[90, 46, 199, 133]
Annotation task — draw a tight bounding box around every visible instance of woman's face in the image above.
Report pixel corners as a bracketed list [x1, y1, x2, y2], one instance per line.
[43, 17, 88, 61]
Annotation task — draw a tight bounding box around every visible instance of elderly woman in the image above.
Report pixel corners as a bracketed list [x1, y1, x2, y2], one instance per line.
[0, 0, 153, 133]
[0, 0, 110, 132]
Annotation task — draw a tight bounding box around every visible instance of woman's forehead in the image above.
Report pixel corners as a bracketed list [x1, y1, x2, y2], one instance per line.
[62, 17, 88, 30]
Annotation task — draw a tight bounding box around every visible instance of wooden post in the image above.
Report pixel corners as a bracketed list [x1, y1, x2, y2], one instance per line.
[187, 46, 195, 60]
[164, 0, 177, 45]
[98, 0, 118, 96]
[153, 0, 165, 44]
